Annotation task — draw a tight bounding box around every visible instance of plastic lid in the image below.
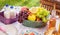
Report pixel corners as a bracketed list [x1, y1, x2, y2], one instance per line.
[6, 4, 9, 7]
[10, 6, 14, 9]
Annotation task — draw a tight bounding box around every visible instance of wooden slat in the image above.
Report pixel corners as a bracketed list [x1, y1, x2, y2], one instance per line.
[56, 5, 60, 10]
[41, 0, 54, 7]
[40, 0, 60, 16]
[56, 9, 60, 12]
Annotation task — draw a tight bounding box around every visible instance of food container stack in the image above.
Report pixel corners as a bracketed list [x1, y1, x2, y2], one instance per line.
[0, 5, 21, 25]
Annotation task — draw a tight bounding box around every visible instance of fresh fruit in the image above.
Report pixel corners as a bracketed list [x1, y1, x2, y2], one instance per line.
[28, 14, 36, 21]
[36, 17, 41, 22]
[36, 7, 50, 23]
[36, 7, 50, 18]
[18, 16, 24, 23]
[42, 17, 47, 23]
[18, 7, 30, 23]
[29, 32, 35, 35]
[21, 6, 29, 11]
[30, 7, 38, 13]
[24, 33, 28, 35]
[18, 11, 29, 23]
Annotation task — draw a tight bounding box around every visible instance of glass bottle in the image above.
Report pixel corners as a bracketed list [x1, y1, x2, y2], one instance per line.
[55, 18, 60, 33]
[48, 10, 56, 29]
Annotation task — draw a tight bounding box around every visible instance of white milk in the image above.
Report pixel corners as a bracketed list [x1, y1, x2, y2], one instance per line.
[4, 11, 10, 19]
[4, 5, 10, 19]
[14, 6, 21, 15]
[10, 6, 16, 18]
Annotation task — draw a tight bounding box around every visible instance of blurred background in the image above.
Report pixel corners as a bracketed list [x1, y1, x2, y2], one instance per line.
[0, 0, 40, 10]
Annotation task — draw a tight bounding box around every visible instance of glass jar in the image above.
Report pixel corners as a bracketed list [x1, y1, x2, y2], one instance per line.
[48, 18, 56, 28]
[48, 10, 56, 29]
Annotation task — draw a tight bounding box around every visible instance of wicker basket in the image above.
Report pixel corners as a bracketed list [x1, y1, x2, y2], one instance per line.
[40, 0, 60, 17]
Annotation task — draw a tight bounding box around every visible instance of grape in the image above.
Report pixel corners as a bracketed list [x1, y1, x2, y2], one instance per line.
[42, 17, 47, 23]
[18, 7, 30, 23]
[36, 7, 50, 23]
[18, 16, 24, 23]
[21, 11, 29, 19]
[21, 6, 29, 11]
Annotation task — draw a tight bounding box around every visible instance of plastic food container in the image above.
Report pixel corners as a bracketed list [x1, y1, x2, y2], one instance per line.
[0, 5, 20, 25]
[22, 20, 47, 28]
[19, 29, 40, 35]
[0, 12, 18, 25]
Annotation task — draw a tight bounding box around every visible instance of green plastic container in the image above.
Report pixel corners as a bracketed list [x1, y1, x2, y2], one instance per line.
[22, 20, 47, 28]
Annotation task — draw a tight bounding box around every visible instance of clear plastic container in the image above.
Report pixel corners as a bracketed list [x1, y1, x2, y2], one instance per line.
[10, 6, 16, 19]
[19, 29, 40, 35]
[1, 4, 9, 12]
[0, 6, 18, 25]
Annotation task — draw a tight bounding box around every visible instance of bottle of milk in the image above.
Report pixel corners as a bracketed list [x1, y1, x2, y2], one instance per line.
[4, 5, 11, 19]
[10, 6, 16, 19]
[15, 6, 21, 15]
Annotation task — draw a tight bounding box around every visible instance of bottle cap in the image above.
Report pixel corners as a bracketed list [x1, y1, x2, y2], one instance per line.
[10, 6, 14, 9]
[6, 4, 9, 7]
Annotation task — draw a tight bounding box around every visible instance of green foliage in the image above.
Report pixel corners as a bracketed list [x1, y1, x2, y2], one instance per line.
[0, 0, 40, 10]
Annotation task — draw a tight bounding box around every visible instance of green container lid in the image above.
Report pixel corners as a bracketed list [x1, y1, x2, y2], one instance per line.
[22, 20, 47, 28]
